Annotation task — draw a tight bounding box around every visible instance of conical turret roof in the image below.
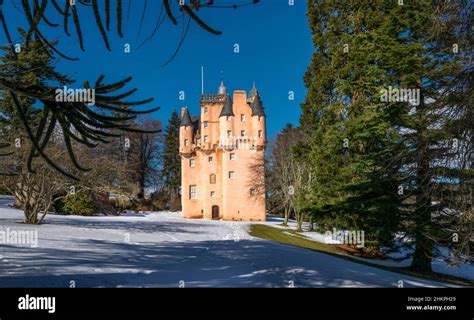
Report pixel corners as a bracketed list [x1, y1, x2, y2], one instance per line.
[217, 80, 227, 95]
[251, 94, 265, 116]
[219, 95, 234, 117]
[180, 108, 193, 127]
[249, 82, 259, 97]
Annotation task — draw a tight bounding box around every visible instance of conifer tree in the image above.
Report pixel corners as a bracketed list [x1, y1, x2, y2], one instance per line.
[300, 0, 472, 271]
[161, 111, 181, 198]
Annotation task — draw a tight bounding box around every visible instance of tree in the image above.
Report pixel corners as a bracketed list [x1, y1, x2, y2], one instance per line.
[1, 140, 69, 224]
[301, 0, 472, 270]
[267, 124, 309, 230]
[127, 118, 162, 199]
[161, 111, 181, 198]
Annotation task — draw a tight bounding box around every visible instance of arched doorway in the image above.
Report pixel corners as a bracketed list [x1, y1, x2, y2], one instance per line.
[212, 206, 219, 220]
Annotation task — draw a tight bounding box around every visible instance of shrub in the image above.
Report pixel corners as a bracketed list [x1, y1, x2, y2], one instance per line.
[62, 193, 97, 216]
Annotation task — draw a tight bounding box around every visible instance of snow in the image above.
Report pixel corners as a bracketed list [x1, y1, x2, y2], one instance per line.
[0, 196, 464, 287]
[266, 217, 474, 282]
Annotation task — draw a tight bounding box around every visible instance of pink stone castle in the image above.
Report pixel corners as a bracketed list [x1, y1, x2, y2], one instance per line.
[179, 81, 266, 221]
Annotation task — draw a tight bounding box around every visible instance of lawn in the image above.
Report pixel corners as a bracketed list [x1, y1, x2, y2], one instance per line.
[249, 224, 473, 287]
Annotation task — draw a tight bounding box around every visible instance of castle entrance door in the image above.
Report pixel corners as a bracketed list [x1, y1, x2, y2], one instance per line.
[212, 206, 219, 220]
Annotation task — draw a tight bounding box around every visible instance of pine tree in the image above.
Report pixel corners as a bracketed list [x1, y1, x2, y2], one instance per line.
[161, 111, 181, 198]
[300, 0, 472, 271]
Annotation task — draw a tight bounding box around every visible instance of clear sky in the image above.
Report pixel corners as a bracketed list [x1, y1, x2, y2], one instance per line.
[2, 0, 313, 138]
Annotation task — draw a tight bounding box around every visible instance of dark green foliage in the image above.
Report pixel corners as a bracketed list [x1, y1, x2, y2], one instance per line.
[161, 111, 181, 197]
[62, 193, 97, 216]
[300, 0, 472, 271]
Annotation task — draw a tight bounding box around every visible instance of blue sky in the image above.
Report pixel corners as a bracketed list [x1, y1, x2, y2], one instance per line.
[2, 0, 313, 138]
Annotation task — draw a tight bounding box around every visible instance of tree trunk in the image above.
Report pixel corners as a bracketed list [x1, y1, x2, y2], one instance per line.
[23, 205, 39, 224]
[137, 179, 145, 199]
[307, 217, 313, 231]
[295, 206, 304, 232]
[283, 205, 289, 226]
[410, 125, 433, 273]
[296, 218, 303, 232]
[411, 231, 433, 273]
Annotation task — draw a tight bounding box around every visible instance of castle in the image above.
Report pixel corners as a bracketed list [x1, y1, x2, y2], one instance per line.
[179, 81, 266, 221]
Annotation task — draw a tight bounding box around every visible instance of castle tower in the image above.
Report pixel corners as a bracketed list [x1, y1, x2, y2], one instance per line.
[179, 107, 193, 154]
[179, 81, 266, 221]
[249, 84, 266, 147]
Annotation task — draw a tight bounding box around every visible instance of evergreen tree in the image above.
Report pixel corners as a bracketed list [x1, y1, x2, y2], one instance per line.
[161, 110, 181, 198]
[300, 0, 472, 271]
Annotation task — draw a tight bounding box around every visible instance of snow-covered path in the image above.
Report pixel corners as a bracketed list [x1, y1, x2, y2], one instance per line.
[0, 196, 455, 287]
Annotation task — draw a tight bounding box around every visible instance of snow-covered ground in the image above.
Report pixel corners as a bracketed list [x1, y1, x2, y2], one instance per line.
[266, 217, 474, 282]
[0, 196, 464, 287]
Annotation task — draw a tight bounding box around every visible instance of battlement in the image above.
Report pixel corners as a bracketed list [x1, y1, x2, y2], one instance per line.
[200, 94, 227, 103]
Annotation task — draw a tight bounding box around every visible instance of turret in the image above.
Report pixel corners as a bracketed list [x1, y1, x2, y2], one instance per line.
[249, 82, 259, 98]
[218, 80, 227, 95]
[250, 86, 266, 147]
[180, 107, 194, 154]
[219, 95, 235, 148]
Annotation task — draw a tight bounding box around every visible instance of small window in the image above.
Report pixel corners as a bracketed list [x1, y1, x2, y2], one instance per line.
[204, 135, 209, 143]
[250, 188, 257, 196]
[240, 130, 245, 137]
[203, 107, 208, 113]
[226, 116, 230, 121]
[209, 156, 213, 162]
[210, 191, 216, 197]
[196, 138, 200, 145]
[230, 153, 236, 160]
[258, 116, 262, 122]
[204, 121, 208, 128]
[189, 185, 197, 200]
[210, 174, 216, 184]
[229, 171, 235, 179]
[190, 159, 195, 167]
[227, 130, 232, 138]
[258, 130, 263, 138]
[241, 114, 245, 121]
[185, 126, 189, 131]
[184, 139, 189, 146]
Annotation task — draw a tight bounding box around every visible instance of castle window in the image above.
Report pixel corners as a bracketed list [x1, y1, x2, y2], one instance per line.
[203, 107, 208, 113]
[189, 159, 195, 167]
[196, 138, 200, 145]
[210, 174, 216, 184]
[185, 126, 189, 131]
[204, 121, 208, 128]
[226, 116, 230, 121]
[258, 116, 262, 122]
[210, 191, 216, 197]
[189, 185, 197, 200]
[204, 135, 209, 143]
[184, 139, 189, 146]
[240, 130, 245, 137]
[230, 153, 236, 160]
[258, 130, 263, 138]
[241, 114, 245, 121]
[227, 130, 232, 138]
[250, 188, 257, 196]
[229, 171, 235, 179]
[209, 156, 213, 162]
